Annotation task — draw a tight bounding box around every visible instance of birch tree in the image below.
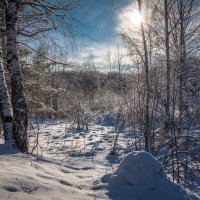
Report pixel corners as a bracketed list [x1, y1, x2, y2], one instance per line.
[0, 1, 14, 146]
[2, 0, 78, 152]
[5, 0, 28, 152]
[0, 51, 14, 145]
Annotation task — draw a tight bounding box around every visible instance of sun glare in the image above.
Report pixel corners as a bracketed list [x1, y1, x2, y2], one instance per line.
[130, 10, 143, 26]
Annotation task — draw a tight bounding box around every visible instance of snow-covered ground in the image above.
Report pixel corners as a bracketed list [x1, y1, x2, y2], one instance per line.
[0, 120, 199, 200]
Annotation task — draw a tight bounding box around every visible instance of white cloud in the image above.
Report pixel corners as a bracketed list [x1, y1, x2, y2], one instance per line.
[68, 42, 132, 72]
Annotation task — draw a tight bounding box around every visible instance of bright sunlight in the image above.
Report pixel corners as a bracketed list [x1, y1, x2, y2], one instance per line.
[130, 9, 143, 26]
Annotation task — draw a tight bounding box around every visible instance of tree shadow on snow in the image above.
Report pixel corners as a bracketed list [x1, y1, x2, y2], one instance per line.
[0, 144, 19, 155]
[106, 154, 121, 165]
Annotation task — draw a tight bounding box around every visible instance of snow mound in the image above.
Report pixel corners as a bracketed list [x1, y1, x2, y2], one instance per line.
[108, 151, 199, 200]
[115, 151, 163, 184]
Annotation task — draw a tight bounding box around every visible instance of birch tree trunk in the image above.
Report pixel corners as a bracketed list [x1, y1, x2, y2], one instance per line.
[138, 0, 151, 152]
[6, 0, 28, 152]
[0, 52, 14, 145]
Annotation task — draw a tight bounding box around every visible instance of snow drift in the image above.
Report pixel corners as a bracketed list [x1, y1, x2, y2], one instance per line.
[108, 151, 199, 200]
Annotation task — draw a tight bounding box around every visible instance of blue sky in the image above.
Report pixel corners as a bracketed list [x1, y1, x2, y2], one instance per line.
[68, 0, 132, 71]
[24, 0, 139, 71]
[73, 0, 128, 43]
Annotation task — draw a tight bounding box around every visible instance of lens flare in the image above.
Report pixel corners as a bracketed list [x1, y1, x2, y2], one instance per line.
[130, 10, 143, 26]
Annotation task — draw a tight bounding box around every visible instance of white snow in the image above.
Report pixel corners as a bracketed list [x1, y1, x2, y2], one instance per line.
[0, 144, 97, 200]
[107, 151, 199, 200]
[0, 121, 199, 200]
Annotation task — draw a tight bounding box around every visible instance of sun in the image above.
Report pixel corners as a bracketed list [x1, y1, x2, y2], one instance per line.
[118, 6, 144, 33]
[130, 10, 143, 26]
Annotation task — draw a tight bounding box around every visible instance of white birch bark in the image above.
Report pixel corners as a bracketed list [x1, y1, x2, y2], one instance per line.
[0, 52, 14, 145]
[6, 0, 28, 152]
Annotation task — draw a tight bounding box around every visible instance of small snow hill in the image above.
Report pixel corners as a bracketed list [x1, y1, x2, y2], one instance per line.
[100, 151, 199, 200]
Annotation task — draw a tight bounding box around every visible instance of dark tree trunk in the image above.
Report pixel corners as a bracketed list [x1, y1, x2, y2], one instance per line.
[138, 0, 151, 152]
[178, 0, 187, 132]
[164, 0, 171, 136]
